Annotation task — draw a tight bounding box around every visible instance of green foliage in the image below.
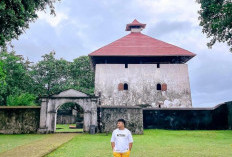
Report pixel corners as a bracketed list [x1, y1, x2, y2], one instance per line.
[59, 102, 84, 113]
[0, 60, 6, 104]
[31, 52, 94, 97]
[0, 51, 34, 105]
[31, 51, 73, 96]
[197, 0, 232, 52]
[0, 50, 95, 106]
[0, 60, 6, 82]
[6, 93, 37, 106]
[71, 56, 95, 94]
[0, 0, 58, 48]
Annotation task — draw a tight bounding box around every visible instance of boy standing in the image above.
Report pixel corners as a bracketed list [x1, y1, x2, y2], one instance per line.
[111, 119, 133, 157]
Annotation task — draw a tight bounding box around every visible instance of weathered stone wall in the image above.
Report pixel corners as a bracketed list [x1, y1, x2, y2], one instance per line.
[57, 115, 76, 124]
[98, 106, 143, 134]
[95, 64, 192, 108]
[143, 101, 232, 130]
[0, 106, 40, 134]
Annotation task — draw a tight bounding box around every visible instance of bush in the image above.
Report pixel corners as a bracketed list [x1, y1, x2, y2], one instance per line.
[6, 93, 37, 106]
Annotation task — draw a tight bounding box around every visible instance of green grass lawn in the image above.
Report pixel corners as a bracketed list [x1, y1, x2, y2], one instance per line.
[47, 129, 232, 157]
[1, 130, 232, 157]
[0, 134, 46, 153]
[56, 124, 83, 133]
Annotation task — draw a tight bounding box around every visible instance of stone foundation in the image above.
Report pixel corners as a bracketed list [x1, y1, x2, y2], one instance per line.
[98, 106, 143, 134]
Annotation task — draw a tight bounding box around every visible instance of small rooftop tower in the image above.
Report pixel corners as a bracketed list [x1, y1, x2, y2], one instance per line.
[125, 19, 146, 32]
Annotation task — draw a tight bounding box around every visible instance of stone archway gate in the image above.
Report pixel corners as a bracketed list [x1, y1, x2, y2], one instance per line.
[38, 89, 98, 133]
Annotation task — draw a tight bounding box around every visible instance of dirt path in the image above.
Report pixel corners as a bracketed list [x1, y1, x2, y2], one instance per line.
[0, 133, 77, 157]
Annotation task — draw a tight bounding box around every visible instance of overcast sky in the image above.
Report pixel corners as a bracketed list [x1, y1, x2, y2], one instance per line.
[10, 0, 232, 107]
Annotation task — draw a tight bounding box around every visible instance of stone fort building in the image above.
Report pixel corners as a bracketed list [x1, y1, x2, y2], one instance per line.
[3, 20, 232, 136]
[89, 19, 196, 108]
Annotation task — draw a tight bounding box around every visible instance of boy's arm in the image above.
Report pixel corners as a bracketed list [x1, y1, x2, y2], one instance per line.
[111, 131, 116, 151]
[129, 142, 133, 151]
[111, 142, 115, 150]
[128, 131, 133, 151]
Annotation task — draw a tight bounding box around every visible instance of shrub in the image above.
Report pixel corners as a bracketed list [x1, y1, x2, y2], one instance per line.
[6, 93, 37, 106]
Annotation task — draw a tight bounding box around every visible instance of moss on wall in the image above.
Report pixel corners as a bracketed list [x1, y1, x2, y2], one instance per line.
[0, 107, 40, 134]
[98, 106, 143, 134]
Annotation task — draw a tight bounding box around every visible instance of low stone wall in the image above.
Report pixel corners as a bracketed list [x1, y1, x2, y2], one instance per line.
[143, 101, 232, 130]
[98, 106, 143, 134]
[1, 102, 231, 134]
[57, 115, 76, 124]
[0, 106, 41, 134]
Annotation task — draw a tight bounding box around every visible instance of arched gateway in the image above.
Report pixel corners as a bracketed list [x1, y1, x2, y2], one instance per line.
[38, 89, 98, 133]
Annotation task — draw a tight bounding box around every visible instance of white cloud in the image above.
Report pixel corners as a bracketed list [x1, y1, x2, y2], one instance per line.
[37, 11, 68, 27]
[10, 0, 232, 107]
[136, 0, 200, 25]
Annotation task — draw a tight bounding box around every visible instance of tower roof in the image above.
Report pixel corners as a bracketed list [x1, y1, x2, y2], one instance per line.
[88, 19, 196, 66]
[88, 32, 196, 57]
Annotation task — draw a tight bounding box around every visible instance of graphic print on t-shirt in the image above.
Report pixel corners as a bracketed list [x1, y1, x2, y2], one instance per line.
[117, 133, 126, 137]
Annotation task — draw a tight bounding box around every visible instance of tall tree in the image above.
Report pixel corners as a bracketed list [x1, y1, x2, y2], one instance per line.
[197, 0, 232, 52]
[0, 51, 34, 105]
[0, 60, 6, 82]
[0, 60, 6, 104]
[70, 56, 94, 95]
[0, 51, 95, 105]
[0, 0, 58, 48]
[31, 51, 71, 97]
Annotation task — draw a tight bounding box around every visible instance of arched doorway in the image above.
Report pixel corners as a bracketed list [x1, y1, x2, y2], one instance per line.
[38, 89, 98, 133]
[56, 102, 84, 133]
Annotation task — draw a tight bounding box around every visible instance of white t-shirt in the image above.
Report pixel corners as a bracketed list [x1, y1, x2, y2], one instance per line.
[110, 128, 133, 153]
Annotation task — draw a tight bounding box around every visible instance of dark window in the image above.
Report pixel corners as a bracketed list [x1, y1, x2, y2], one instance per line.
[157, 83, 161, 90]
[130, 26, 140, 29]
[125, 64, 128, 68]
[124, 83, 128, 90]
[157, 63, 160, 68]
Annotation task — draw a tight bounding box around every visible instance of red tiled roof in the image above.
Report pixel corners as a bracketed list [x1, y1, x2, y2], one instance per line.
[88, 32, 196, 57]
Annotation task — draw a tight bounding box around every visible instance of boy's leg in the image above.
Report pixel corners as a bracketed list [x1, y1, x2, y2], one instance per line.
[113, 151, 122, 157]
[122, 150, 130, 157]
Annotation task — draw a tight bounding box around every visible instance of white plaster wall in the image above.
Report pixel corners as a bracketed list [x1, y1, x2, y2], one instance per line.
[95, 64, 192, 108]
